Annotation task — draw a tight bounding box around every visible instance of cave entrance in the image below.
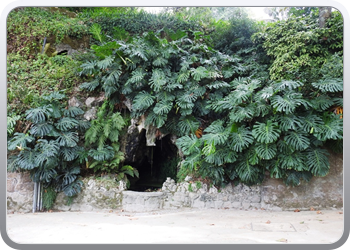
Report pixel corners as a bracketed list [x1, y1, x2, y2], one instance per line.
[128, 134, 179, 191]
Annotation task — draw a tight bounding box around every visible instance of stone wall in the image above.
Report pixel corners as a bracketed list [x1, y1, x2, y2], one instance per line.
[7, 152, 343, 213]
[7, 172, 34, 213]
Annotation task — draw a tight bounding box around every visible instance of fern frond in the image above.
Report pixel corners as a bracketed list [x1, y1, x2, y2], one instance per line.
[88, 146, 115, 161]
[85, 120, 102, 145]
[90, 23, 103, 43]
[110, 112, 126, 131]
[103, 119, 112, 138]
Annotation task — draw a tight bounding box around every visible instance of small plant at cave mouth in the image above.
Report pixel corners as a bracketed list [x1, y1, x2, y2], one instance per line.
[84, 100, 139, 187]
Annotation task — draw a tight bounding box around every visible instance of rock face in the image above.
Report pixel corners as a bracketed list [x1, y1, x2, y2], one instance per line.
[7, 172, 34, 213]
[261, 152, 343, 210]
[44, 34, 90, 57]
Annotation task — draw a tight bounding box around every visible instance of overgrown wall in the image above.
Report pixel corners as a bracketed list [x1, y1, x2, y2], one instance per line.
[7, 152, 343, 213]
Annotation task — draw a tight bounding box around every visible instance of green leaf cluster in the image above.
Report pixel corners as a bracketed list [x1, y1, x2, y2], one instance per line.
[7, 92, 89, 199]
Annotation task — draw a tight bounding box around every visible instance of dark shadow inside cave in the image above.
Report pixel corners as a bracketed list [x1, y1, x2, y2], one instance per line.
[128, 133, 179, 191]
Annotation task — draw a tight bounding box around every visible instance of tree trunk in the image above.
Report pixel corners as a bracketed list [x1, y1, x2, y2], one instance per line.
[319, 7, 332, 28]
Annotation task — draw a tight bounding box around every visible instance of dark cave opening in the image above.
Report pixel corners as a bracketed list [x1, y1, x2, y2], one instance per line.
[128, 134, 179, 191]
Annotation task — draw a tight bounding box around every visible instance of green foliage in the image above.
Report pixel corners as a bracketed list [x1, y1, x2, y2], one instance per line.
[7, 7, 342, 192]
[188, 183, 194, 192]
[7, 92, 88, 200]
[252, 11, 343, 82]
[7, 53, 82, 116]
[84, 9, 202, 41]
[84, 100, 137, 182]
[80, 20, 342, 188]
[42, 186, 57, 210]
[7, 7, 89, 55]
[7, 114, 20, 137]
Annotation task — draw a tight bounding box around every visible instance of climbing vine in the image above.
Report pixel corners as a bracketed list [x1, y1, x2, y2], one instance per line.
[7, 7, 343, 192]
[79, 11, 343, 188]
